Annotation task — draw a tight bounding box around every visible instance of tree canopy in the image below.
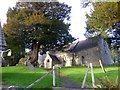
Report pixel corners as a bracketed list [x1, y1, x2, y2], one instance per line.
[85, 2, 119, 49]
[85, 2, 118, 37]
[3, 2, 75, 66]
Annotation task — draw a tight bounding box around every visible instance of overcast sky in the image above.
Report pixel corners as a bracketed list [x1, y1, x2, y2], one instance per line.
[0, 0, 91, 41]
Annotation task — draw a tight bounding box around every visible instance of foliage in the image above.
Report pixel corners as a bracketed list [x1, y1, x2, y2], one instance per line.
[19, 57, 26, 65]
[3, 2, 74, 51]
[85, 2, 118, 36]
[3, 2, 75, 65]
[97, 76, 119, 89]
[1, 65, 60, 88]
[85, 2, 119, 49]
[107, 22, 120, 49]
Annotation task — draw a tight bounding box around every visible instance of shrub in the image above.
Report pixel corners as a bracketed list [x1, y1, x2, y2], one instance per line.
[19, 57, 26, 65]
[97, 76, 119, 89]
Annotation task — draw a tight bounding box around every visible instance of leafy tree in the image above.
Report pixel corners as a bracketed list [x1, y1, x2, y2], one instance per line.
[107, 22, 120, 48]
[84, 2, 119, 49]
[3, 2, 75, 66]
[3, 11, 25, 65]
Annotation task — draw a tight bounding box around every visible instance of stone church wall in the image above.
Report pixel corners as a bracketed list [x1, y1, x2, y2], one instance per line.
[55, 46, 101, 66]
[98, 39, 113, 65]
[74, 46, 101, 66]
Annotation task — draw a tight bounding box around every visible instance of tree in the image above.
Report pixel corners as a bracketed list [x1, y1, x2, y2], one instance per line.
[3, 2, 75, 66]
[84, 2, 119, 48]
[3, 10, 25, 65]
[107, 22, 120, 49]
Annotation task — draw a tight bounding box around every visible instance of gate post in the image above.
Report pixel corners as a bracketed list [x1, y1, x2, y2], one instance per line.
[99, 60, 106, 73]
[90, 63, 95, 87]
[81, 64, 90, 88]
[53, 66, 56, 87]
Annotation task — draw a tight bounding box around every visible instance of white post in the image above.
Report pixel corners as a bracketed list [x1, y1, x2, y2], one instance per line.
[53, 66, 56, 87]
[0, 51, 3, 58]
[90, 63, 95, 88]
[99, 60, 106, 73]
[0, 52, 3, 67]
[26, 70, 53, 88]
[0, 52, 2, 67]
[81, 64, 90, 88]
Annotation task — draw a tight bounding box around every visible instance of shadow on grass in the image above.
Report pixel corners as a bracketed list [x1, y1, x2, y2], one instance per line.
[2, 73, 42, 86]
[2, 72, 59, 88]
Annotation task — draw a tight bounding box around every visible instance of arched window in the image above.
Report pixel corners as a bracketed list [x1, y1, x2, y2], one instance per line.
[47, 59, 50, 62]
[82, 56, 84, 60]
[81, 56, 85, 65]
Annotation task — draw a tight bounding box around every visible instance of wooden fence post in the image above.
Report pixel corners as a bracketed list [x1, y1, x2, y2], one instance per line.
[53, 66, 56, 87]
[99, 60, 106, 73]
[81, 64, 90, 88]
[90, 63, 95, 88]
[26, 70, 53, 89]
[0, 52, 2, 66]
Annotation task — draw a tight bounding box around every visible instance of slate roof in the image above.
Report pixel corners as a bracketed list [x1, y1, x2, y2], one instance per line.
[0, 21, 7, 51]
[49, 54, 61, 63]
[66, 38, 100, 52]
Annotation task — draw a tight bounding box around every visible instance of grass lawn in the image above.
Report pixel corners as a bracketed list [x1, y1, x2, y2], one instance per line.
[60, 65, 119, 87]
[0, 65, 60, 88]
[1, 65, 119, 88]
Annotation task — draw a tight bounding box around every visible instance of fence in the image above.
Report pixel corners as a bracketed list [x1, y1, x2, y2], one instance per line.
[81, 63, 95, 88]
[7, 63, 102, 89]
[81, 63, 102, 88]
[26, 66, 57, 89]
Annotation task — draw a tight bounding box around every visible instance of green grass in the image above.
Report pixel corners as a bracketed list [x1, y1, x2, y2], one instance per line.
[0, 65, 60, 88]
[1, 65, 119, 88]
[60, 66, 119, 87]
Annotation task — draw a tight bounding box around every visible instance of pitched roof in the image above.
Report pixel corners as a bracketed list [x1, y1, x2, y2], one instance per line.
[49, 54, 61, 63]
[66, 38, 100, 52]
[0, 21, 7, 51]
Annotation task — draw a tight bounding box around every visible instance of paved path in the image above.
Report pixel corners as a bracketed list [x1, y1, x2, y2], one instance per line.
[59, 75, 81, 88]
[53, 73, 91, 90]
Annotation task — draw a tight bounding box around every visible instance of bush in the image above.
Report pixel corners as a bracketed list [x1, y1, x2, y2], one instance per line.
[19, 57, 26, 65]
[97, 76, 119, 89]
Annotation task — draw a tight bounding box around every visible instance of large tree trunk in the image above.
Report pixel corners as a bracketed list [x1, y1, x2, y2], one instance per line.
[30, 40, 40, 67]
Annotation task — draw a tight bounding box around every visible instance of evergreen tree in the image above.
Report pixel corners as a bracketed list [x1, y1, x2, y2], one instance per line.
[3, 2, 75, 66]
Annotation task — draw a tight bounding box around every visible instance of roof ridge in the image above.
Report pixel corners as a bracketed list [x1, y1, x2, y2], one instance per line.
[71, 41, 79, 52]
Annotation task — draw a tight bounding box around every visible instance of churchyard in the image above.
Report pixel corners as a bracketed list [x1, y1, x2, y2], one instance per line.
[0, 1, 119, 90]
[1, 65, 119, 89]
[1, 65, 60, 88]
[60, 65, 119, 88]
